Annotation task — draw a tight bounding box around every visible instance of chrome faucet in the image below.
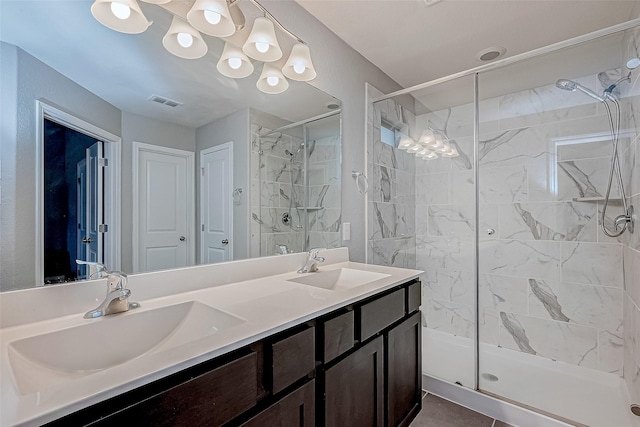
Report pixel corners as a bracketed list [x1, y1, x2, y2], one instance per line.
[297, 248, 326, 274]
[77, 261, 140, 319]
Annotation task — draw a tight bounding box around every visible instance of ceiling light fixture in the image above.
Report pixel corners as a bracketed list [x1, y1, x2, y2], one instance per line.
[90, 0, 151, 34]
[217, 42, 254, 78]
[90, 0, 316, 94]
[162, 16, 208, 59]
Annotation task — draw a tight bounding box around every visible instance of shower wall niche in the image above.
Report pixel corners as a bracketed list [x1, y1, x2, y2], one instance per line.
[250, 111, 342, 257]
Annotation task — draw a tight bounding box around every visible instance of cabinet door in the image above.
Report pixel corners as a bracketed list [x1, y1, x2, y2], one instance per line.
[241, 380, 315, 427]
[324, 336, 384, 427]
[387, 311, 421, 427]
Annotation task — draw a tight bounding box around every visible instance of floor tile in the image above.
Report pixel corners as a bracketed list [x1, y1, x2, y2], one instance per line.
[410, 393, 495, 427]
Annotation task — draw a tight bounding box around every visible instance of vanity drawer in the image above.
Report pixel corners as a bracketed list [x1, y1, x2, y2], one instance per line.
[271, 326, 316, 394]
[406, 280, 421, 314]
[96, 352, 258, 426]
[359, 288, 405, 341]
[321, 309, 355, 363]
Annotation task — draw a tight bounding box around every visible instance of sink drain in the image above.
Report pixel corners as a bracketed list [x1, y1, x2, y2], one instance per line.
[481, 373, 499, 382]
[631, 404, 640, 416]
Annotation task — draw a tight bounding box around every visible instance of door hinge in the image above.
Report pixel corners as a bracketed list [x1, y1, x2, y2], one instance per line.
[201, 167, 205, 176]
[99, 158, 108, 167]
[202, 224, 204, 231]
[98, 224, 108, 233]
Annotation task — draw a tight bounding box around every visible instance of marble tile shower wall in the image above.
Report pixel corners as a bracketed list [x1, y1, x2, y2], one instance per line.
[250, 123, 342, 257]
[367, 84, 417, 269]
[419, 71, 632, 375]
[622, 28, 640, 406]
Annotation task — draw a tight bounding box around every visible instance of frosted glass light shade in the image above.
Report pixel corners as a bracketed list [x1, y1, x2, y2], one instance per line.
[435, 143, 451, 153]
[162, 16, 208, 59]
[418, 129, 435, 146]
[441, 147, 459, 157]
[282, 43, 316, 81]
[257, 64, 288, 94]
[187, 0, 236, 37]
[422, 151, 438, 160]
[91, 0, 151, 34]
[217, 43, 254, 78]
[140, 0, 170, 3]
[243, 17, 282, 62]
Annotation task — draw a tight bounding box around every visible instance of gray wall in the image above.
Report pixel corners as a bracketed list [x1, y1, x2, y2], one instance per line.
[121, 112, 197, 273]
[0, 42, 121, 291]
[195, 108, 250, 260]
[262, 0, 403, 262]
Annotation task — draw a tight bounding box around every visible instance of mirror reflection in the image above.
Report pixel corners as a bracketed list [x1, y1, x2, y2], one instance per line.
[0, 0, 342, 291]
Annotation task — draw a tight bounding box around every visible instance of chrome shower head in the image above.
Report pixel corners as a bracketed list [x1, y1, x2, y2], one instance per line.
[555, 78, 605, 102]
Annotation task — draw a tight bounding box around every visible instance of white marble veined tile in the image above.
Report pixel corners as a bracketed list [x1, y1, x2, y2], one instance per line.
[555, 201, 597, 242]
[557, 138, 613, 162]
[308, 231, 341, 250]
[527, 154, 558, 202]
[316, 208, 341, 233]
[264, 232, 303, 256]
[597, 201, 626, 244]
[499, 202, 557, 240]
[415, 155, 452, 175]
[428, 204, 475, 237]
[450, 137, 473, 171]
[498, 312, 598, 368]
[479, 165, 528, 203]
[424, 298, 475, 339]
[479, 125, 557, 168]
[260, 182, 280, 208]
[450, 170, 475, 205]
[479, 274, 528, 315]
[527, 280, 622, 331]
[259, 132, 292, 159]
[416, 235, 475, 274]
[368, 202, 414, 240]
[416, 173, 450, 205]
[479, 308, 500, 345]
[479, 239, 560, 281]
[557, 157, 621, 201]
[421, 269, 473, 307]
[561, 242, 623, 287]
[262, 155, 291, 184]
[598, 329, 624, 375]
[624, 246, 640, 308]
[368, 237, 416, 269]
[369, 163, 392, 203]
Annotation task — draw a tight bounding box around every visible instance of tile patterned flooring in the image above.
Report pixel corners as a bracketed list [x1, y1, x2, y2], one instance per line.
[411, 393, 515, 427]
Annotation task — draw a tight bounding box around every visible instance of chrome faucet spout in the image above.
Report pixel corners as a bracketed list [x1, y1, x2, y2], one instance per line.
[297, 248, 326, 274]
[81, 267, 140, 319]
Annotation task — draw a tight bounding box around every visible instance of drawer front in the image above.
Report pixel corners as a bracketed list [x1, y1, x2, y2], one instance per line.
[240, 380, 315, 427]
[359, 288, 404, 341]
[323, 310, 355, 363]
[272, 327, 316, 394]
[96, 352, 258, 427]
[406, 281, 421, 314]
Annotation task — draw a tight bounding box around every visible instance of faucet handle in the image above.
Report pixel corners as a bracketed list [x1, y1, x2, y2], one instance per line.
[76, 260, 107, 278]
[309, 247, 326, 257]
[106, 271, 128, 291]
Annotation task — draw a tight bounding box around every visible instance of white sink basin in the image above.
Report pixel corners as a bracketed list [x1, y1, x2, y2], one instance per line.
[287, 268, 391, 291]
[8, 301, 244, 395]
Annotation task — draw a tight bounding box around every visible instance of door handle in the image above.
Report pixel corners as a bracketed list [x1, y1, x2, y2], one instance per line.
[82, 236, 91, 244]
[221, 239, 229, 245]
[179, 236, 186, 241]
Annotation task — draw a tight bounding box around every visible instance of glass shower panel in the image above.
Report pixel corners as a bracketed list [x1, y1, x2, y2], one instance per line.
[477, 30, 633, 426]
[251, 113, 342, 257]
[370, 75, 477, 389]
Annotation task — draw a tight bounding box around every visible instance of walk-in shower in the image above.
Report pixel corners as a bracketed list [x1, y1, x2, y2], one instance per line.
[250, 111, 342, 257]
[367, 21, 640, 427]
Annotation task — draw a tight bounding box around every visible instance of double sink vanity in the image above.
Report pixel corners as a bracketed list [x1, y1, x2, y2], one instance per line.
[0, 248, 423, 426]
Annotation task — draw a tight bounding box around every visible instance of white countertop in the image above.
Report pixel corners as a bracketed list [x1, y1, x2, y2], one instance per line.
[0, 251, 422, 426]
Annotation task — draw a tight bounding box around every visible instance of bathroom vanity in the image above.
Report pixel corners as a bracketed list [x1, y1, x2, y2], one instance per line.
[0, 248, 422, 426]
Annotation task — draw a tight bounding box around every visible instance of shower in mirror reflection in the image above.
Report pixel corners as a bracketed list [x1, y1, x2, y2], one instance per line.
[555, 73, 635, 237]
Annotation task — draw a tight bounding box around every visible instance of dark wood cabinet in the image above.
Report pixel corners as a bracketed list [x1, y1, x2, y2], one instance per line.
[241, 380, 315, 427]
[48, 279, 421, 427]
[386, 311, 421, 427]
[324, 336, 384, 427]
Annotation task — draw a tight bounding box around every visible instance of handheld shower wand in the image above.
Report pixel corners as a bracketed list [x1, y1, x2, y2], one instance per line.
[555, 79, 606, 102]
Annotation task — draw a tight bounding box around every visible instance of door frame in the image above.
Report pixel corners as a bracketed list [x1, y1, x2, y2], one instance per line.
[132, 142, 195, 273]
[200, 142, 233, 263]
[35, 100, 121, 286]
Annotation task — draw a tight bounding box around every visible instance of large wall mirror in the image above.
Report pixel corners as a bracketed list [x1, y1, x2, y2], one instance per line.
[0, 0, 342, 291]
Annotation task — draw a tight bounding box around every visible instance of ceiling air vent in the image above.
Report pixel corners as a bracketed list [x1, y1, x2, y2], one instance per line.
[148, 94, 183, 108]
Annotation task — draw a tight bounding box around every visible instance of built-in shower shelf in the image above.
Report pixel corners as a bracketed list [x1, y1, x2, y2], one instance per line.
[572, 197, 623, 203]
[296, 207, 324, 211]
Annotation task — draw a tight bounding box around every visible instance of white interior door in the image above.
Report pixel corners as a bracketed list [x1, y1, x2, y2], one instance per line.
[134, 143, 195, 272]
[201, 143, 232, 264]
[76, 158, 87, 278]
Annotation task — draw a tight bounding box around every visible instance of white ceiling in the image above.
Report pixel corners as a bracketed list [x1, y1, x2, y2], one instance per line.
[0, 0, 339, 128]
[296, 0, 638, 90]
